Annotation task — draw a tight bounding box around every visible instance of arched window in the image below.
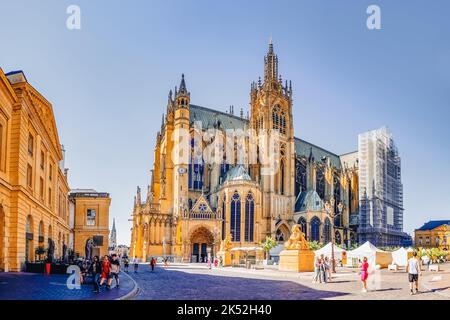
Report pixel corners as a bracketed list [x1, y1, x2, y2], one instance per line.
[244, 193, 254, 242]
[280, 160, 285, 195]
[271, 105, 287, 134]
[323, 218, 331, 244]
[295, 159, 307, 197]
[335, 230, 342, 245]
[298, 217, 307, 239]
[333, 173, 342, 227]
[276, 228, 285, 241]
[38, 221, 44, 244]
[230, 192, 241, 242]
[316, 167, 325, 200]
[221, 195, 226, 240]
[189, 137, 204, 190]
[310, 216, 320, 242]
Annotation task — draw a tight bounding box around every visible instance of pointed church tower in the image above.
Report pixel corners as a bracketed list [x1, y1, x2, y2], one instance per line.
[250, 41, 295, 238]
[109, 218, 117, 249]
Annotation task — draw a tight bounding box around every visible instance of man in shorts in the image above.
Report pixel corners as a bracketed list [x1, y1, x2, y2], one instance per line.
[406, 251, 422, 295]
[109, 254, 121, 288]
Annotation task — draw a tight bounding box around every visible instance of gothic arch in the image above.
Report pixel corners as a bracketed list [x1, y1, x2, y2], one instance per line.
[298, 217, 307, 239]
[323, 217, 331, 244]
[310, 216, 321, 242]
[276, 222, 290, 242]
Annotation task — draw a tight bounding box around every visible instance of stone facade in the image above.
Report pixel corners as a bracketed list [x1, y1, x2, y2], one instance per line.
[69, 189, 111, 259]
[0, 69, 71, 271]
[415, 220, 450, 249]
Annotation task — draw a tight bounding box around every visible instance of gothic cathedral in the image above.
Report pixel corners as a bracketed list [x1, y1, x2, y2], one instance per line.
[130, 42, 359, 262]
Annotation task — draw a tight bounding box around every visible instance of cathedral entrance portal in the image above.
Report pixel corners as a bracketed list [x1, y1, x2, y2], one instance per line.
[189, 226, 214, 263]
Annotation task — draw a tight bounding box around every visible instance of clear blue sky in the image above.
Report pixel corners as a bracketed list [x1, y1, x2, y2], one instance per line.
[1, 0, 449, 245]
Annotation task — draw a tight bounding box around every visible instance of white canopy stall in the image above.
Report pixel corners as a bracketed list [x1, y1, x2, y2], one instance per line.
[391, 247, 411, 267]
[346, 241, 392, 268]
[314, 243, 346, 262]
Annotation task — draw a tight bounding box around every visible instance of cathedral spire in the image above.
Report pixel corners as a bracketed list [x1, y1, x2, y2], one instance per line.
[264, 39, 278, 85]
[109, 218, 117, 249]
[178, 73, 188, 95]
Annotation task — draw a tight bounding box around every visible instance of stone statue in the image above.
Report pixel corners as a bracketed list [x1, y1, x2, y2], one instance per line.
[85, 238, 94, 260]
[284, 224, 309, 250]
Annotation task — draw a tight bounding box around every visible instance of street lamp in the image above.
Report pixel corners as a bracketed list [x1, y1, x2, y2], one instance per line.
[324, 198, 343, 273]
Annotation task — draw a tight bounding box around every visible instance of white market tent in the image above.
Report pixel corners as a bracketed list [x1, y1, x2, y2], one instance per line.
[314, 243, 346, 261]
[391, 247, 410, 267]
[346, 241, 392, 268]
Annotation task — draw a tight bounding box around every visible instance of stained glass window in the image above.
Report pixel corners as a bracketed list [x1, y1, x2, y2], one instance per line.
[316, 167, 325, 200]
[230, 192, 241, 242]
[324, 218, 331, 244]
[244, 193, 254, 242]
[311, 216, 320, 242]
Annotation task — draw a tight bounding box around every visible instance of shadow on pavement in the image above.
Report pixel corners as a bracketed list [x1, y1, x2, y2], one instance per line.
[131, 266, 350, 300]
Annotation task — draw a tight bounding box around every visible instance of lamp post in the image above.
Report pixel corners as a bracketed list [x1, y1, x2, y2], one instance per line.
[324, 198, 343, 273]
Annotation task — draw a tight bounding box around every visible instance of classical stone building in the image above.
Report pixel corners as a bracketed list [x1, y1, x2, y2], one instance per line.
[0, 69, 71, 271]
[415, 220, 450, 249]
[129, 43, 361, 262]
[69, 189, 111, 258]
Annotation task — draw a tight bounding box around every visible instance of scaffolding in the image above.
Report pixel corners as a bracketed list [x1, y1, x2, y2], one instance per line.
[357, 127, 406, 247]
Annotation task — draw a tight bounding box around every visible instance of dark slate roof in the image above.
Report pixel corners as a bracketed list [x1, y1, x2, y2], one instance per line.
[224, 165, 252, 182]
[295, 190, 324, 212]
[189, 104, 342, 169]
[416, 220, 450, 231]
[295, 138, 341, 169]
[190, 104, 248, 131]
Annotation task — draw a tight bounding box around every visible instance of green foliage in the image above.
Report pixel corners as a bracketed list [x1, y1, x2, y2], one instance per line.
[35, 246, 46, 256]
[260, 236, 278, 253]
[308, 241, 323, 251]
[415, 247, 449, 263]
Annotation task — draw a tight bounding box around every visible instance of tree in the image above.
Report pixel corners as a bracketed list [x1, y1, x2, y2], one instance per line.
[260, 236, 278, 260]
[308, 241, 323, 251]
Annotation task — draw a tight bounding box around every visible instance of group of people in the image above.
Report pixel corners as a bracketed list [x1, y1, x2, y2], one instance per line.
[313, 255, 332, 283]
[79, 254, 121, 293]
[313, 251, 422, 295]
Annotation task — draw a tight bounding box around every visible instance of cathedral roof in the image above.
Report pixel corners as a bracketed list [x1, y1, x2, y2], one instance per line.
[189, 104, 342, 169]
[295, 190, 324, 212]
[190, 104, 247, 131]
[224, 165, 252, 182]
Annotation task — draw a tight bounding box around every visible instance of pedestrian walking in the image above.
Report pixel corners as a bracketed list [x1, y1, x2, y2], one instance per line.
[150, 257, 156, 272]
[319, 254, 327, 283]
[99, 255, 112, 289]
[312, 256, 322, 283]
[124, 258, 129, 273]
[134, 258, 139, 273]
[359, 256, 369, 292]
[109, 254, 120, 288]
[324, 256, 332, 282]
[406, 251, 422, 295]
[88, 256, 102, 293]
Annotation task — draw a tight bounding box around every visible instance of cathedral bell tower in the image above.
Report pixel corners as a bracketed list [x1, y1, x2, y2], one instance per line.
[171, 74, 190, 255]
[250, 41, 295, 237]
